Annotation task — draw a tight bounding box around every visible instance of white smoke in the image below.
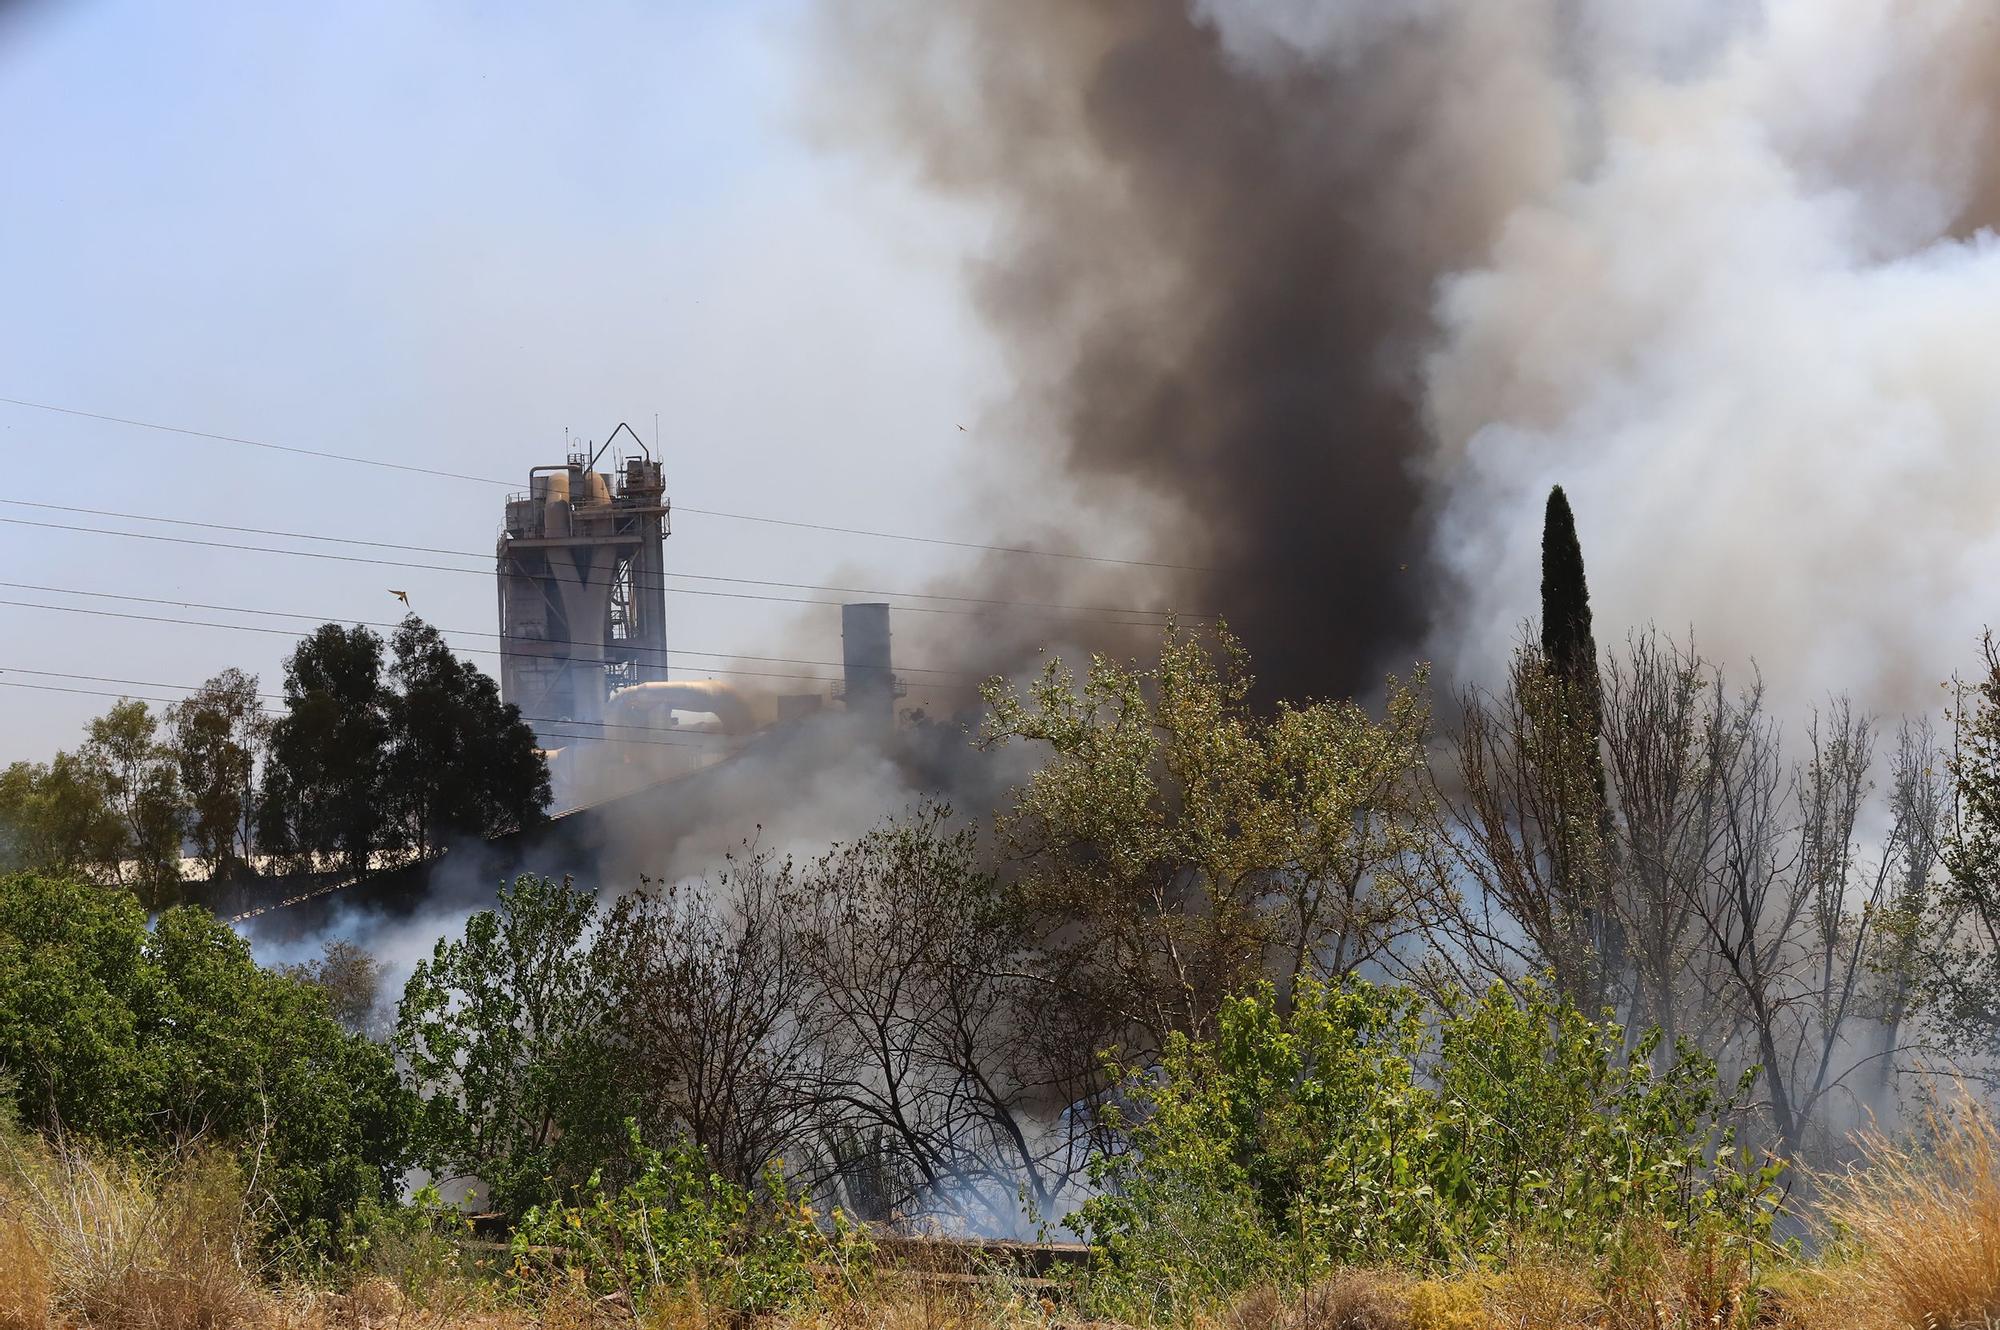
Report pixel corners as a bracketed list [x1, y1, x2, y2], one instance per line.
[1417, 0, 2000, 711]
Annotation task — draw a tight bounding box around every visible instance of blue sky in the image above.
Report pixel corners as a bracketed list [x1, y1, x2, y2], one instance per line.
[0, 1, 1020, 759]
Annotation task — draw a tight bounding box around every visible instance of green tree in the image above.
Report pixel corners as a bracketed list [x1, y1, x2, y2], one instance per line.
[980, 623, 1435, 1049]
[82, 699, 185, 905]
[383, 616, 549, 859]
[165, 668, 268, 884]
[1536, 485, 1617, 1004]
[0, 753, 125, 881]
[0, 871, 414, 1254]
[1541, 484, 1601, 706]
[257, 624, 390, 876]
[395, 874, 627, 1216]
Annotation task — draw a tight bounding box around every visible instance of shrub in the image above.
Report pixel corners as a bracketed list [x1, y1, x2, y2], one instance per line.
[1078, 978, 1782, 1313]
[396, 873, 629, 1219]
[1817, 1094, 2000, 1330]
[0, 1127, 268, 1330]
[509, 1127, 869, 1316]
[1225, 1273, 1413, 1330]
[0, 872, 415, 1259]
[336, 1182, 472, 1307]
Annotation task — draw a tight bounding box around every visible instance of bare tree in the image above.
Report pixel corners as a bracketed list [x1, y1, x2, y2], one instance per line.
[792, 806, 1099, 1233]
[1428, 639, 1619, 1015]
[1688, 691, 1932, 1160]
[1598, 631, 1730, 1047]
[283, 937, 384, 1037]
[1869, 715, 1949, 1093]
[597, 846, 826, 1190]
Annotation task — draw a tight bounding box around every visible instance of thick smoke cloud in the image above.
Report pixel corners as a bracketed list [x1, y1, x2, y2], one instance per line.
[822, 0, 2000, 714]
[1426, 0, 2000, 714]
[818, 0, 1571, 703]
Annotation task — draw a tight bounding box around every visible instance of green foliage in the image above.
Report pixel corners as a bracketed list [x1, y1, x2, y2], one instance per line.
[509, 1126, 866, 1315]
[0, 871, 414, 1258]
[257, 624, 392, 876]
[0, 871, 151, 1129]
[0, 699, 185, 904]
[82, 700, 184, 905]
[0, 753, 126, 883]
[1539, 484, 1599, 698]
[396, 874, 628, 1217]
[981, 622, 1434, 1047]
[164, 668, 268, 884]
[1077, 978, 1781, 1316]
[338, 1182, 474, 1303]
[258, 619, 550, 875]
[383, 617, 549, 858]
[1532, 485, 1615, 1008]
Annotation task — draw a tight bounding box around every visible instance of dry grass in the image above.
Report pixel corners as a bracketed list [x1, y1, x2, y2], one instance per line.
[19, 1095, 2000, 1330]
[1814, 1095, 2000, 1330]
[1221, 1273, 1413, 1330]
[0, 1130, 269, 1330]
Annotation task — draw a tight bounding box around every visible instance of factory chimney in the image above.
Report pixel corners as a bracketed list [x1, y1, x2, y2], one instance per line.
[840, 602, 899, 728]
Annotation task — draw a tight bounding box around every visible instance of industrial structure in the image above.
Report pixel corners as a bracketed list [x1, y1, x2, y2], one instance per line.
[496, 429, 904, 807]
[838, 602, 903, 727]
[495, 426, 670, 748]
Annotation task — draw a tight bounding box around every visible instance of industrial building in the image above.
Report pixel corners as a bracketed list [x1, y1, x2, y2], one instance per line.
[496, 432, 901, 807]
[495, 430, 671, 746]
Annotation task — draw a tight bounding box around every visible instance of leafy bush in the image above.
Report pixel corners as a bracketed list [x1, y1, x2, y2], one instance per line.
[0, 872, 415, 1259]
[335, 1182, 472, 1306]
[509, 1127, 868, 1315]
[396, 873, 630, 1219]
[1078, 978, 1782, 1314]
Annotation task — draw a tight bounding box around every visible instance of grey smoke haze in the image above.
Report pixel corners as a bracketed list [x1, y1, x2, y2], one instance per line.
[818, 0, 2000, 715]
[245, 708, 1038, 1000]
[1424, 0, 2000, 715]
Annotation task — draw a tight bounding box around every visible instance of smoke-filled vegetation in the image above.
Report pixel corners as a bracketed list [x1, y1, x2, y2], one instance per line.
[9, 504, 2000, 1325]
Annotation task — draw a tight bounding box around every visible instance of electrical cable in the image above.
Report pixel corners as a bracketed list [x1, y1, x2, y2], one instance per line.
[0, 597, 994, 695]
[0, 515, 1199, 626]
[0, 498, 1210, 618]
[0, 579, 979, 678]
[0, 394, 1220, 572]
[0, 668, 778, 749]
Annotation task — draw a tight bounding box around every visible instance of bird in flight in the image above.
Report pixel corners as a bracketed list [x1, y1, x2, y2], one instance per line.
[389, 589, 411, 607]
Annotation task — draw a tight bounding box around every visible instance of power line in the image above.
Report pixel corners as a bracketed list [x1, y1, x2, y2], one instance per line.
[0, 514, 1200, 626]
[0, 680, 190, 708]
[3, 498, 479, 558]
[0, 579, 979, 679]
[0, 498, 1210, 619]
[0, 394, 1220, 572]
[0, 398, 509, 486]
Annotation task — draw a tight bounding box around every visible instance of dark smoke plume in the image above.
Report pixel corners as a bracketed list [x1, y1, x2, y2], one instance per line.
[818, 1, 1562, 703]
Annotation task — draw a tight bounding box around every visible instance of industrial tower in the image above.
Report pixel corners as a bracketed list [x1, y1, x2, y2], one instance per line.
[495, 428, 669, 747]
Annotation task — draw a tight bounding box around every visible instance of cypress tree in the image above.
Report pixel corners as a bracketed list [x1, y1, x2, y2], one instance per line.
[1540, 484, 1598, 692]
[1537, 484, 1617, 1008]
